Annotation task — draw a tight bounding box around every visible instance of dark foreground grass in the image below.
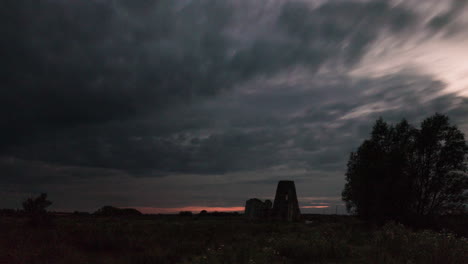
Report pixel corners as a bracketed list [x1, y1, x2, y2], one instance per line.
[0, 215, 466, 264]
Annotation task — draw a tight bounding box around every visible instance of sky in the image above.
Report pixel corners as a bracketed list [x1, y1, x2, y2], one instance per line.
[1, 0, 468, 214]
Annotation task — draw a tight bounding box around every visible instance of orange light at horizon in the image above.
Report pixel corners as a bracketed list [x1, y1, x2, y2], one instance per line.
[301, 206, 330, 209]
[130, 205, 331, 214]
[133, 206, 245, 214]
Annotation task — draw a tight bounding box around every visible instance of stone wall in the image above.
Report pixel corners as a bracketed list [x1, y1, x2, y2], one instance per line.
[244, 198, 272, 219]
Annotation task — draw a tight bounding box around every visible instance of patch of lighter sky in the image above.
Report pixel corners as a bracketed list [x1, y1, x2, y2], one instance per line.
[351, 1, 468, 98]
[301, 196, 341, 201]
[350, 33, 468, 97]
[391, 0, 452, 21]
[339, 101, 402, 120]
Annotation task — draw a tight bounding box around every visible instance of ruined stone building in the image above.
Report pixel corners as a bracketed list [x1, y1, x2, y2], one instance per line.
[244, 180, 301, 221]
[272, 180, 301, 221]
[244, 198, 272, 219]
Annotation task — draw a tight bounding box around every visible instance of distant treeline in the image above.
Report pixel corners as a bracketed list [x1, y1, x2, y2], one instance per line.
[0, 205, 142, 217]
[93, 206, 142, 216]
[1, 207, 242, 217]
[179, 210, 240, 217]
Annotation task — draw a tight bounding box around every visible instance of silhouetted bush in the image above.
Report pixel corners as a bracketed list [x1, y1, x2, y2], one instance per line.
[94, 206, 142, 216]
[199, 210, 208, 216]
[216, 211, 239, 216]
[73, 211, 91, 216]
[179, 211, 193, 216]
[23, 193, 52, 214]
[120, 208, 143, 216]
[370, 222, 468, 263]
[22, 193, 53, 226]
[0, 209, 17, 216]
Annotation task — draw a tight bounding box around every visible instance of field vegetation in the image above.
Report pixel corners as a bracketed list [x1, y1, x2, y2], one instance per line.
[1, 214, 466, 264]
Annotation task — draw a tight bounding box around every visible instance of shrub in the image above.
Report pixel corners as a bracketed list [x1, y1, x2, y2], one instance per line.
[370, 222, 468, 264]
[179, 211, 193, 216]
[22, 193, 52, 226]
[94, 206, 142, 216]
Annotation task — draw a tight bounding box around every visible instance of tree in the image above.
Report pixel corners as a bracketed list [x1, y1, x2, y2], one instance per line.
[22, 193, 53, 226]
[199, 210, 208, 216]
[342, 114, 468, 222]
[410, 114, 468, 215]
[22, 193, 52, 215]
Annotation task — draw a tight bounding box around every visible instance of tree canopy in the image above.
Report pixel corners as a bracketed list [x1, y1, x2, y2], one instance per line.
[342, 114, 468, 222]
[22, 193, 52, 215]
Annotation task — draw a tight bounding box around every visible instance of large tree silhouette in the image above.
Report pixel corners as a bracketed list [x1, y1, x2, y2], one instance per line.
[342, 114, 468, 222]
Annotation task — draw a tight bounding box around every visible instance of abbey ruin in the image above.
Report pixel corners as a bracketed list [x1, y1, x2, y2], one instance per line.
[244, 180, 301, 221]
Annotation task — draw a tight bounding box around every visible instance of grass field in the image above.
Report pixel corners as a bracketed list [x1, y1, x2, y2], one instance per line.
[0, 214, 467, 264]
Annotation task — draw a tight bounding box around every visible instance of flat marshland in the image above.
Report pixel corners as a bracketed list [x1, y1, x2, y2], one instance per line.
[0, 214, 467, 264]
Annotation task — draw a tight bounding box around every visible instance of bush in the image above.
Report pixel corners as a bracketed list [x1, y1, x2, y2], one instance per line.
[179, 211, 193, 216]
[94, 206, 142, 216]
[22, 193, 52, 226]
[370, 222, 468, 264]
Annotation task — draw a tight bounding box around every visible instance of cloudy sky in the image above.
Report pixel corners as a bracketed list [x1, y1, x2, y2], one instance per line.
[2, 0, 468, 214]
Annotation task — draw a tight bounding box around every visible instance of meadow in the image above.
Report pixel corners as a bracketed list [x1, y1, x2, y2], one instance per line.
[0, 214, 467, 264]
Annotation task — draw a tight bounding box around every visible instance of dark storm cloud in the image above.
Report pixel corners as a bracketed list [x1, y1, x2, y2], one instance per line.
[0, 156, 125, 185]
[278, 1, 414, 65]
[6, 72, 462, 181]
[0, 0, 391, 152]
[0, 0, 416, 149]
[0, 0, 234, 148]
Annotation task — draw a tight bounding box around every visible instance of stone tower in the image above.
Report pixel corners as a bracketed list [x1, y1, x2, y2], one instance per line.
[272, 180, 301, 221]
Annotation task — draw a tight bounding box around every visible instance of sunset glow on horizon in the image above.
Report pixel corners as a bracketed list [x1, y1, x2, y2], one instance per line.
[130, 205, 332, 214]
[133, 206, 246, 214]
[301, 206, 330, 209]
